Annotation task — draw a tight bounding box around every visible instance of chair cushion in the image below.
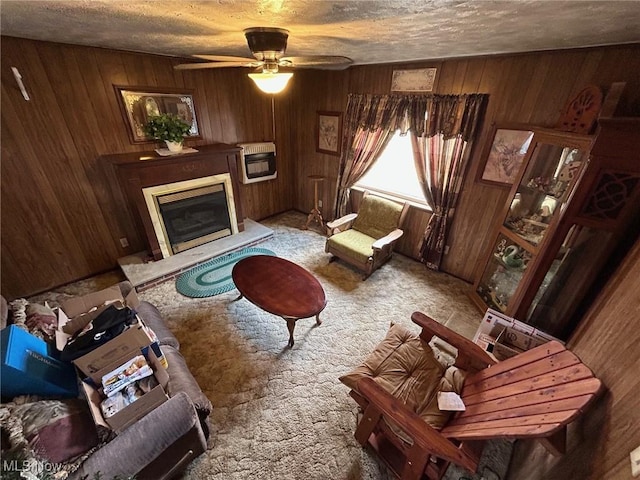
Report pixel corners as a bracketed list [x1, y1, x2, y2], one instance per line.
[327, 229, 376, 265]
[353, 195, 403, 239]
[340, 323, 464, 429]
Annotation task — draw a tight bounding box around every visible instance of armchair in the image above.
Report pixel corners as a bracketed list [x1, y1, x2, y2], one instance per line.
[340, 312, 603, 480]
[325, 192, 408, 279]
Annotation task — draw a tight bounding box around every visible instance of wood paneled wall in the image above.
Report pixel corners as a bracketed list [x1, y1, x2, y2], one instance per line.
[507, 238, 640, 480]
[1, 36, 295, 298]
[291, 45, 640, 282]
[2, 36, 640, 300]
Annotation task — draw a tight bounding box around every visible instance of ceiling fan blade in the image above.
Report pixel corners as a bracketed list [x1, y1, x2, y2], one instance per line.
[280, 56, 353, 70]
[193, 54, 257, 63]
[174, 61, 258, 70]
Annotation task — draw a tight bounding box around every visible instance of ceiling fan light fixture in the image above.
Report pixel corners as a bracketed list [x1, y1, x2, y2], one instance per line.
[248, 72, 293, 94]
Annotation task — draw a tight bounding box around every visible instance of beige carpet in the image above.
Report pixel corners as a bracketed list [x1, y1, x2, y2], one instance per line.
[31, 211, 495, 480]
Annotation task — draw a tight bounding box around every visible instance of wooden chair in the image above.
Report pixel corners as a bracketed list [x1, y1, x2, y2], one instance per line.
[325, 192, 408, 279]
[341, 312, 603, 480]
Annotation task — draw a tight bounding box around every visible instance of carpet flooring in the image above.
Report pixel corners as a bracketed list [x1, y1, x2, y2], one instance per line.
[29, 211, 513, 480]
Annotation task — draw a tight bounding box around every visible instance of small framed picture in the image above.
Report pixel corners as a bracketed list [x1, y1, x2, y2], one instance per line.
[316, 111, 342, 156]
[477, 124, 535, 187]
[391, 68, 437, 92]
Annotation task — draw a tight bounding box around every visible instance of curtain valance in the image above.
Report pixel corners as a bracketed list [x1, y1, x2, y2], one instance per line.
[345, 93, 487, 140]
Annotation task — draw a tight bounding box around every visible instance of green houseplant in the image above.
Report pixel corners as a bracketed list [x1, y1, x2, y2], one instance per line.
[143, 113, 191, 152]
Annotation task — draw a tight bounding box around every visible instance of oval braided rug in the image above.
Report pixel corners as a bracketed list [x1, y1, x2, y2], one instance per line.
[175, 247, 276, 298]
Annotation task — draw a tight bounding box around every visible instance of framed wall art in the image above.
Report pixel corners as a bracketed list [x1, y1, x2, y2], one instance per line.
[316, 111, 342, 156]
[391, 67, 437, 92]
[115, 86, 201, 144]
[477, 124, 535, 187]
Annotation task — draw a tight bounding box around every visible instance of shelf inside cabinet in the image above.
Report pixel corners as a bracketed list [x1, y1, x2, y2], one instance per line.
[497, 227, 539, 253]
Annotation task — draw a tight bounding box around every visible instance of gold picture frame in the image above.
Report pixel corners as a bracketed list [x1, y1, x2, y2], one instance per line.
[391, 68, 437, 92]
[115, 85, 201, 144]
[316, 111, 343, 156]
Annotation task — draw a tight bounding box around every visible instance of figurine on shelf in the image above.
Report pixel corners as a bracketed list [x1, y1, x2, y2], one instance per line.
[489, 290, 508, 313]
[530, 205, 552, 223]
[527, 176, 553, 193]
[508, 193, 528, 219]
[502, 245, 524, 269]
[551, 160, 582, 198]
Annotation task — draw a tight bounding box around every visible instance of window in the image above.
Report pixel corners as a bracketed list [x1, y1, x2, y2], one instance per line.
[355, 131, 428, 208]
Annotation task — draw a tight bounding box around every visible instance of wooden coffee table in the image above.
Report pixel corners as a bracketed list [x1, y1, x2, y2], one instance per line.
[232, 255, 327, 347]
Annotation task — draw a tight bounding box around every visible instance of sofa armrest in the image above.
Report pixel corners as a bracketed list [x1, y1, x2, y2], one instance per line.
[136, 301, 180, 349]
[70, 392, 206, 480]
[163, 345, 212, 440]
[411, 311, 496, 371]
[326, 213, 358, 236]
[371, 228, 404, 251]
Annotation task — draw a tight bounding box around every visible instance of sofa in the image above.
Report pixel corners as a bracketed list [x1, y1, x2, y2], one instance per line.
[0, 281, 212, 480]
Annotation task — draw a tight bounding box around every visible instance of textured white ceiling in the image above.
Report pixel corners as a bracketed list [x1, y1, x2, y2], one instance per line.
[1, 0, 639, 65]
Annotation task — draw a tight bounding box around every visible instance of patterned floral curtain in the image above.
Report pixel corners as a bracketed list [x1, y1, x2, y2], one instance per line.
[333, 92, 487, 242]
[410, 94, 487, 270]
[334, 94, 408, 217]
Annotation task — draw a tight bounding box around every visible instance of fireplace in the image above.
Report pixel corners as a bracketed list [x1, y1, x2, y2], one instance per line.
[106, 143, 246, 261]
[143, 174, 238, 258]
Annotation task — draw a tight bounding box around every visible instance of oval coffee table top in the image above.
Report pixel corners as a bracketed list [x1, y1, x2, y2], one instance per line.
[232, 255, 327, 319]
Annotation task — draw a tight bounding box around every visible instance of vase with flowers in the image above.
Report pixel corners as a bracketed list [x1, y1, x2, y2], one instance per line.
[143, 113, 191, 153]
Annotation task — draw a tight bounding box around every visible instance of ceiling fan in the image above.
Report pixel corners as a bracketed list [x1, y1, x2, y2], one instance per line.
[175, 27, 353, 72]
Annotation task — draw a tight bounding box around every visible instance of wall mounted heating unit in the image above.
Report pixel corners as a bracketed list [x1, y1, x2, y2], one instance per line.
[237, 142, 277, 184]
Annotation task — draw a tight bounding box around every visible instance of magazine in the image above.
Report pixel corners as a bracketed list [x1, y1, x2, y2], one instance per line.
[102, 355, 153, 397]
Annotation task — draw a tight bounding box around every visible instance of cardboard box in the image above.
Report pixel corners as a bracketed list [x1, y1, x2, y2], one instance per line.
[61, 285, 140, 320]
[474, 333, 497, 352]
[60, 300, 125, 337]
[58, 284, 140, 337]
[55, 283, 140, 353]
[473, 308, 563, 357]
[1, 325, 78, 398]
[55, 282, 157, 379]
[82, 348, 169, 433]
[492, 326, 546, 360]
[57, 307, 157, 378]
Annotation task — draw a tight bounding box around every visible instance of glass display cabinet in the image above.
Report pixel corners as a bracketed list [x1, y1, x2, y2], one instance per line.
[471, 120, 640, 340]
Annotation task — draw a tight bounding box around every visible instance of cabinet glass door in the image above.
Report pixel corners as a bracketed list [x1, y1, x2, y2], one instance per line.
[476, 233, 533, 313]
[526, 225, 614, 339]
[504, 144, 587, 247]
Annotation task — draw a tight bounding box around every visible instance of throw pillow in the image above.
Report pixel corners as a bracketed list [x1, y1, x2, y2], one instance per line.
[25, 302, 58, 342]
[0, 398, 102, 477]
[7, 299, 57, 343]
[15, 399, 99, 463]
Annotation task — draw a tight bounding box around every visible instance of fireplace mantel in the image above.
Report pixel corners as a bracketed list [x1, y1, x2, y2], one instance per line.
[104, 143, 245, 260]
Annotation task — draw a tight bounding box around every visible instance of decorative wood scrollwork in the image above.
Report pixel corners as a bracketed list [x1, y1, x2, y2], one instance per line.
[581, 171, 640, 220]
[555, 85, 602, 134]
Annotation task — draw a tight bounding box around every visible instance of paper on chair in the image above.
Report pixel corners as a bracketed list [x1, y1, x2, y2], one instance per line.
[437, 391, 466, 411]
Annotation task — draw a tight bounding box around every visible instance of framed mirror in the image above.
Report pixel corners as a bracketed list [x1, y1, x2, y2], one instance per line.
[115, 86, 201, 144]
